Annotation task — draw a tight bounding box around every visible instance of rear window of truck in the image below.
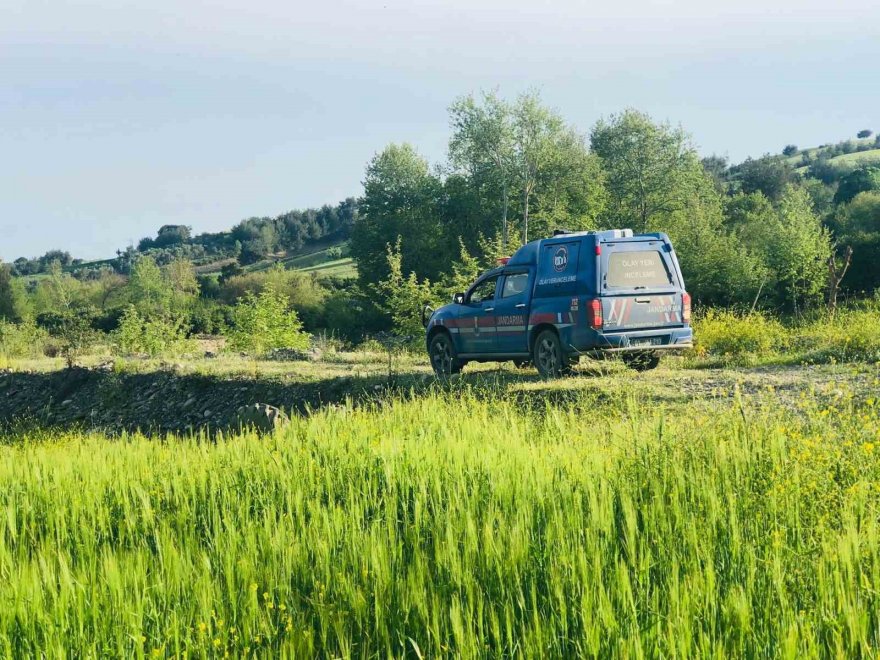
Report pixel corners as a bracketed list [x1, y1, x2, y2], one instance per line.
[607, 250, 672, 288]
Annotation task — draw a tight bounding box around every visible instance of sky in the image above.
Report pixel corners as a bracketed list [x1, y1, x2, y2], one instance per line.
[2, 0, 878, 261]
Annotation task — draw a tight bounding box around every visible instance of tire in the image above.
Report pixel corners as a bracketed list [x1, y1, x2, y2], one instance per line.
[622, 351, 661, 372]
[533, 329, 574, 379]
[429, 333, 462, 377]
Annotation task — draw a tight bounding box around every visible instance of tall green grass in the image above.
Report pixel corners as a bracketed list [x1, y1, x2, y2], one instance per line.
[1, 388, 880, 657]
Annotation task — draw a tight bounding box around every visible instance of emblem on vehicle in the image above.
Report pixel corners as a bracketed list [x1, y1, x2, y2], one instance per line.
[553, 246, 568, 272]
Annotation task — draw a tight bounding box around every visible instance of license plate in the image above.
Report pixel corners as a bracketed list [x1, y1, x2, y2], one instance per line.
[630, 336, 663, 347]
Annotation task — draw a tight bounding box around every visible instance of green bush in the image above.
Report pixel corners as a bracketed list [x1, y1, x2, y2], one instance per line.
[693, 310, 788, 361]
[227, 285, 309, 356]
[0, 321, 48, 359]
[114, 305, 196, 357]
[794, 308, 880, 363]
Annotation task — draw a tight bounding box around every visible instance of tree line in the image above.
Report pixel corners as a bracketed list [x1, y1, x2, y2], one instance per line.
[2, 90, 880, 356]
[353, 91, 879, 318]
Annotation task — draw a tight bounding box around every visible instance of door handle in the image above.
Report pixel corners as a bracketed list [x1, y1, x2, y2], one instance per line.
[484, 307, 495, 312]
[634, 297, 651, 303]
[515, 303, 526, 309]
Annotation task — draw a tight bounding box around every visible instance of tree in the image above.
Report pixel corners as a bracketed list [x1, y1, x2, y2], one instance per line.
[40, 302, 98, 368]
[511, 91, 596, 243]
[164, 259, 200, 317]
[350, 143, 444, 288]
[219, 262, 244, 285]
[377, 239, 437, 338]
[127, 256, 172, 318]
[0, 262, 29, 322]
[758, 188, 831, 311]
[858, 129, 873, 139]
[591, 109, 706, 233]
[733, 156, 794, 202]
[782, 145, 798, 157]
[154, 225, 192, 248]
[831, 191, 880, 292]
[228, 285, 309, 356]
[701, 155, 729, 192]
[449, 91, 517, 250]
[114, 305, 194, 357]
[833, 166, 880, 205]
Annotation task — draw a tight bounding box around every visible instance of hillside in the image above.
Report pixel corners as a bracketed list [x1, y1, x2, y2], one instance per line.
[10, 198, 359, 284]
[780, 135, 880, 174]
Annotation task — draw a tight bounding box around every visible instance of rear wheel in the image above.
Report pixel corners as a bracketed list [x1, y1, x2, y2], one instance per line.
[622, 351, 661, 371]
[429, 333, 462, 377]
[533, 330, 574, 379]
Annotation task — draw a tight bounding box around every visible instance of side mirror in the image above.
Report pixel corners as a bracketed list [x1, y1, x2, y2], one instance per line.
[452, 292, 465, 304]
[421, 304, 434, 328]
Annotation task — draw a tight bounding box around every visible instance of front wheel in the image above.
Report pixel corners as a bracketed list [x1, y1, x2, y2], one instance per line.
[429, 333, 462, 377]
[622, 352, 661, 371]
[533, 329, 574, 379]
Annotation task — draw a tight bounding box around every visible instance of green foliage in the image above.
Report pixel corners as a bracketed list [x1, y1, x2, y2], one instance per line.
[376, 240, 437, 338]
[762, 188, 832, 310]
[733, 156, 794, 201]
[351, 143, 444, 289]
[795, 307, 880, 363]
[831, 191, 880, 292]
[0, 321, 48, 358]
[591, 109, 706, 233]
[41, 303, 100, 368]
[228, 285, 309, 356]
[127, 256, 173, 317]
[0, 263, 29, 322]
[220, 265, 326, 329]
[4, 390, 880, 655]
[833, 166, 880, 205]
[693, 310, 788, 361]
[114, 305, 195, 357]
[782, 144, 798, 157]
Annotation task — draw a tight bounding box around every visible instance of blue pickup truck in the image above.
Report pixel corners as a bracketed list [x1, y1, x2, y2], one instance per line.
[424, 229, 693, 378]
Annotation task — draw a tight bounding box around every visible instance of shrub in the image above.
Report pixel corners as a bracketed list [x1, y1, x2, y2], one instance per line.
[39, 304, 101, 368]
[376, 240, 436, 339]
[220, 265, 326, 329]
[227, 285, 309, 356]
[0, 321, 48, 359]
[114, 305, 195, 357]
[692, 310, 788, 361]
[794, 308, 880, 363]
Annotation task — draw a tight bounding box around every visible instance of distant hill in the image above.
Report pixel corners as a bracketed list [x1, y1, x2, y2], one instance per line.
[780, 135, 880, 174]
[11, 198, 359, 283]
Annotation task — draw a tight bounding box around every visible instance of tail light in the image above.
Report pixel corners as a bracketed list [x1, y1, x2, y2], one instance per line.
[682, 292, 692, 323]
[589, 299, 603, 329]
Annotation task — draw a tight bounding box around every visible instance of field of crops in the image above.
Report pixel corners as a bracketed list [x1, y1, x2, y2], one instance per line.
[2, 372, 880, 657]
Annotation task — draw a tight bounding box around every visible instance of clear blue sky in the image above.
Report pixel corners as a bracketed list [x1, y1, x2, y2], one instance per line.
[2, 0, 878, 261]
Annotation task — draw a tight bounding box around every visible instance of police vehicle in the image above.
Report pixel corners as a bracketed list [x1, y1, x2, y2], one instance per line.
[423, 229, 693, 378]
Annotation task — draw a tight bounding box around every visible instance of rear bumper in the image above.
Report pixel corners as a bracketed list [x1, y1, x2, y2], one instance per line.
[566, 326, 694, 355]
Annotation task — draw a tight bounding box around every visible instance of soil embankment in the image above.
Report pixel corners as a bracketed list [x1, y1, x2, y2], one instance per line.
[0, 366, 399, 436]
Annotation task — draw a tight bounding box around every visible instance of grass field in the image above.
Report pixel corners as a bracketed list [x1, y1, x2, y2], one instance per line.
[2, 353, 880, 656]
[827, 148, 880, 168]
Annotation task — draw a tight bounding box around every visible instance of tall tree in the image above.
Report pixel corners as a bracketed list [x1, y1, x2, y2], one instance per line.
[590, 109, 705, 233]
[0, 262, 29, 322]
[512, 92, 564, 244]
[449, 91, 517, 250]
[351, 143, 444, 288]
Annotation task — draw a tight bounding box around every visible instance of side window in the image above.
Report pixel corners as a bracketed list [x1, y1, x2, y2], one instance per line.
[467, 276, 499, 304]
[501, 273, 529, 298]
